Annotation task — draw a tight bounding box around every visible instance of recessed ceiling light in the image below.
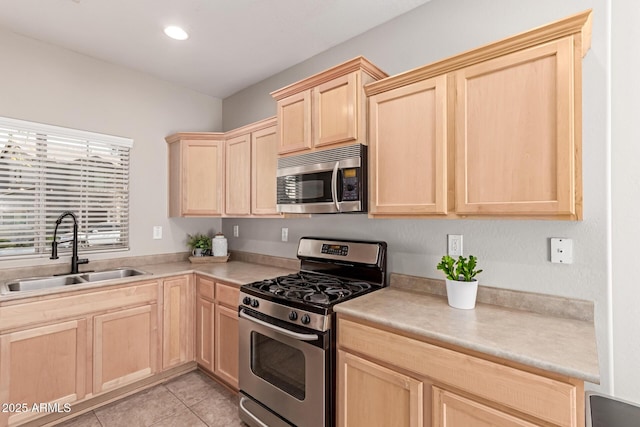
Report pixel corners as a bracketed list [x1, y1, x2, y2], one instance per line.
[164, 26, 189, 41]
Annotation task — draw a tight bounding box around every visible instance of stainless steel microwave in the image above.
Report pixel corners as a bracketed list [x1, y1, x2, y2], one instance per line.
[276, 144, 367, 214]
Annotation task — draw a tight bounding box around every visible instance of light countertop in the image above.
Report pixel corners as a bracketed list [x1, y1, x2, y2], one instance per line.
[334, 287, 600, 384]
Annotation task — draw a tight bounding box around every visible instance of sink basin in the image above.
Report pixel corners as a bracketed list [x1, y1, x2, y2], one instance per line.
[2, 268, 150, 293]
[6, 275, 87, 292]
[79, 268, 148, 282]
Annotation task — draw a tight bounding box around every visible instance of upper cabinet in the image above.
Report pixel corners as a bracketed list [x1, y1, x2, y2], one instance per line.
[272, 56, 387, 156]
[365, 10, 592, 220]
[224, 117, 280, 217]
[166, 133, 225, 217]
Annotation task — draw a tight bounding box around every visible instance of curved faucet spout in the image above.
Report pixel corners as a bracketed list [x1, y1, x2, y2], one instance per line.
[50, 211, 89, 274]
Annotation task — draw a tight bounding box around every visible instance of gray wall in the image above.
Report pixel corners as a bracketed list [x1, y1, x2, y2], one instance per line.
[222, 0, 613, 394]
[0, 28, 224, 269]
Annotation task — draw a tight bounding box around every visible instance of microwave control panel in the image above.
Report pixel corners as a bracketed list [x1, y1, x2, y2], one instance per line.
[341, 168, 360, 201]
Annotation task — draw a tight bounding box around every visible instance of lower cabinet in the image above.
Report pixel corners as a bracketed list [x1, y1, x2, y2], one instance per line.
[432, 387, 537, 427]
[195, 275, 240, 390]
[214, 293, 239, 388]
[162, 275, 194, 369]
[196, 275, 216, 372]
[93, 304, 158, 394]
[337, 316, 584, 427]
[338, 350, 423, 427]
[0, 319, 87, 427]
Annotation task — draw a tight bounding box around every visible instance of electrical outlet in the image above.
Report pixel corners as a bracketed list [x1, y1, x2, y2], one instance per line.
[233, 225, 239, 238]
[448, 234, 463, 256]
[551, 238, 573, 264]
[281, 228, 289, 242]
[153, 226, 162, 239]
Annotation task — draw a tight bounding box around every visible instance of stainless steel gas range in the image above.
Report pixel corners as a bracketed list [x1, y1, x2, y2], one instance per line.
[238, 237, 387, 427]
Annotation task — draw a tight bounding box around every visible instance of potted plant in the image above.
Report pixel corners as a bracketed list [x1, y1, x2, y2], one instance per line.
[187, 233, 211, 256]
[436, 255, 483, 309]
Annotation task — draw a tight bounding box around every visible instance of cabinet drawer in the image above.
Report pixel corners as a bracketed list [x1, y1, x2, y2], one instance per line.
[215, 282, 239, 308]
[338, 318, 578, 427]
[196, 275, 215, 301]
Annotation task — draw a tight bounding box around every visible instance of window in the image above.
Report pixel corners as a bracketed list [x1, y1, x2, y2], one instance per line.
[0, 116, 132, 258]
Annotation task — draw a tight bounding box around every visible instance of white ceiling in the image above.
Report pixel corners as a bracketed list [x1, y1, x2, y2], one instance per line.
[0, 0, 431, 98]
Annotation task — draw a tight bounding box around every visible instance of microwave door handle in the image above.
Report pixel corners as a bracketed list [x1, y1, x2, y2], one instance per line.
[239, 309, 319, 341]
[331, 161, 340, 212]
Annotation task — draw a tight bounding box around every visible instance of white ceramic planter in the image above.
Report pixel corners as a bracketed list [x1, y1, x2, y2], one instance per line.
[445, 278, 479, 310]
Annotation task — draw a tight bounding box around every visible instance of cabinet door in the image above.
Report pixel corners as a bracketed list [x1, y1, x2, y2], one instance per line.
[195, 296, 215, 372]
[225, 133, 252, 216]
[368, 75, 449, 215]
[338, 350, 423, 427]
[313, 73, 358, 148]
[454, 37, 576, 217]
[432, 387, 537, 427]
[277, 91, 311, 154]
[214, 283, 239, 389]
[182, 139, 224, 216]
[0, 320, 87, 426]
[93, 304, 158, 394]
[162, 276, 194, 369]
[251, 125, 279, 215]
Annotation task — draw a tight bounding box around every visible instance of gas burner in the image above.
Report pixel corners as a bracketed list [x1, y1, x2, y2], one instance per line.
[244, 272, 373, 307]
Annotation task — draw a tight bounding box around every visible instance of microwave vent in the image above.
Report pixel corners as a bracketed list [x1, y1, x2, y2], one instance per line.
[278, 144, 365, 169]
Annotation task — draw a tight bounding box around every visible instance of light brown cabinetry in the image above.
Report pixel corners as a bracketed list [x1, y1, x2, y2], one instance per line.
[272, 56, 387, 156]
[93, 304, 158, 394]
[432, 387, 538, 427]
[365, 10, 591, 220]
[368, 76, 450, 216]
[224, 117, 279, 217]
[214, 282, 240, 389]
[337, 316, 584, 427]
[454, 38, 577, 217]
[166, 133, 225, 217]
[194, 275, 240, 389]
[162, 275, 194, 369]
[338, 350, 423, 427]
[0, 279, 163, 425]
[195, 275, 215, 372]
[0, 319, 87, 427]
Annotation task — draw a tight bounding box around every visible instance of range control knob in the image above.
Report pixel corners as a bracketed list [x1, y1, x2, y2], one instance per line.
[250, 299, 259, 308]
[288, 311, 298, 321]
[242, 296, 251, 305]
[301, 314, 311, 325]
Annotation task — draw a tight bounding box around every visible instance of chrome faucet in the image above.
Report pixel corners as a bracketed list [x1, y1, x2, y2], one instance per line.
[50, 211, 89, 274]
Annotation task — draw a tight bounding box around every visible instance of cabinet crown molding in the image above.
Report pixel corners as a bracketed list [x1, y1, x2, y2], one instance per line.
[165, 132, 225, 144]
[223, 116, 276, 139]
[270, 56, 388, 100]
[365, 9, 592, 96]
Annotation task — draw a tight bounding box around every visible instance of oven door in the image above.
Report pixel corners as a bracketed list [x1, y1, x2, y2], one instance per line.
[238, 308, 329, 427]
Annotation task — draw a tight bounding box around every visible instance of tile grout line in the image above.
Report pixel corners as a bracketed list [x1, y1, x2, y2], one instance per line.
[162, 383, 211, 427]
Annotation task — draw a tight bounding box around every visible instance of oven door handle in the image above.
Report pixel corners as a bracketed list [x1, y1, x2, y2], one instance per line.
[331, 161, 341, 212]
[239, 309, 319, 341]
[239, 396, 269, 427]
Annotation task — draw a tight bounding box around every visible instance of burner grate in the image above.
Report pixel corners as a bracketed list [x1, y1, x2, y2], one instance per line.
[248, 272, 371, 307]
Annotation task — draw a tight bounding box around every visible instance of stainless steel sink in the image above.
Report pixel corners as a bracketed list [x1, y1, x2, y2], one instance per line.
[79, 268, 148, 282]
[2, 268, 150, 293]
[6, 275, 87, 292]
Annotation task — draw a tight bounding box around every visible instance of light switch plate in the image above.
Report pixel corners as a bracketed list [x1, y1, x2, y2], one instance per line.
[551, 238, 573, 264]
[281, 228, 288, 242]
[153, 226, 162, 239]
[233, 225, 239, 237]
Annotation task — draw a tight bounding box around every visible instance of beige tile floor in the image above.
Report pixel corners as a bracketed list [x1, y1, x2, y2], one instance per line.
[56, 371, 245, 427]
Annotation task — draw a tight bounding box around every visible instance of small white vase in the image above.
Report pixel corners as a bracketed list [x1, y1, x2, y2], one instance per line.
[445, 278, 479, 310]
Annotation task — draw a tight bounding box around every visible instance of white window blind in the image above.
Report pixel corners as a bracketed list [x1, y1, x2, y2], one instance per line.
[0, 116, 132, 258]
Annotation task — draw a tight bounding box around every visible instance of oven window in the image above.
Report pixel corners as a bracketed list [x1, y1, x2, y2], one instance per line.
[277, 172, 333, 204]
[251, 331, 305, 400]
